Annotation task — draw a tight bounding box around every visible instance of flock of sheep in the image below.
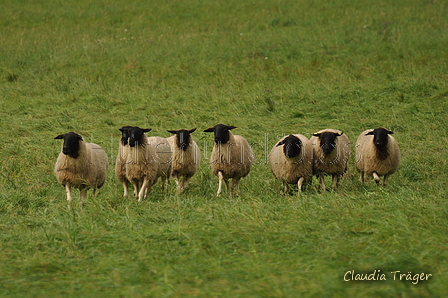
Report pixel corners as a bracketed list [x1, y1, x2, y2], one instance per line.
[54, 124, 401, 203]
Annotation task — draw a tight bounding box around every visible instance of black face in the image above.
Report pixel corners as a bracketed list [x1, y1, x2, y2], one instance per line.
[127, 126, 151, 147]
[119, 126, 133, 146]
[55, 132, 83, 158]
[366, 127, 393, 148]
[204, 124, 236, 145]
[167, 128, 196, 151]
[177, 129, 192, 151]
[313, 132, 342, 155]
[277, 135, 302, 158]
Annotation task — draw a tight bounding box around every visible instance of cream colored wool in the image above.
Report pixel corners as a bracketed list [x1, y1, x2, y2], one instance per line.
[355, 129, 400, 186]
[269, 134, 313, 193]
[115, 140, 131, 197]
[208, 132, 254, 196]
[166, 135, 200, 193]
[54, 135, 108, 203]
[310, 128, 350, 191]
[124, 136, 172, 201]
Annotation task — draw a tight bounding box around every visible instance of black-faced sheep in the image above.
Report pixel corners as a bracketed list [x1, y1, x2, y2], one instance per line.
[115, 126, 133, 197]
[124, 126, 172, 201]
[355, 127, 401, 186]
[269, 134, 313, 193]
[310, 128, 350, 192]
[54, 132, 108, 203]
[166, 128, 201, 193]
[204, 124, 254, 196]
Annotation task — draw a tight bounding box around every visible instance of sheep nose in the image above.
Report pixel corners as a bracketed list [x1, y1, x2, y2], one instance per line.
[322, 145, 334, 154]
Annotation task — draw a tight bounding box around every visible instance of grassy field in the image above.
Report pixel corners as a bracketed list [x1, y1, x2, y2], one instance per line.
[1, 0, 447, 296]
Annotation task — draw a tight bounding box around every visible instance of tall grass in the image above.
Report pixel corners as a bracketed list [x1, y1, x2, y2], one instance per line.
[1, 0, 447, 296]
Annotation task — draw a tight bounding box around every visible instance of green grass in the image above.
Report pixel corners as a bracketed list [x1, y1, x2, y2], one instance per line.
[1, 0, 447, 296]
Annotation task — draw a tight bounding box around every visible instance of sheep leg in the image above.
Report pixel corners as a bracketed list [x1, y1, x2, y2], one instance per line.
[217, 171, 224, 197]
[132, 181, 139, 197]
[383, 174, 389, 186]
[297, 177, 304, 192]
[65, 183, 72, 203]
[318, 174, 326, 192]
[80, 188, 87, 205]
[231, 179, 240, 196]
[122, 181, 129, 197]
[173, 172, 180, 190]
[181, 177, 190, 193]
[138, 177, 149, 201]
[331, 174, 340, 189]
[160, 177, 167, 192]
[373, 172, 380, 185]
[281, 182, 288, 194]
[360, 172, 365, 183]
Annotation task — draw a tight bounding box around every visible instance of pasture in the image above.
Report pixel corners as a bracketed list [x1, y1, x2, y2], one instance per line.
[1, 0, 447, 296]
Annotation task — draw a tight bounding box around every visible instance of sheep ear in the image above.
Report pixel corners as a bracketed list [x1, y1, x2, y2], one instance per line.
[167, 130, 178, 134]
[142, 128, 152, 133]
[54, 134, 65, 140]
[276, 140, 285, 147]
[188, 128, 197, 134]
[227, 125, 237, 130]
[204, 128, 214, 132]
[338, 132, 344, 136]
[312, 133, 321, 137]
[365, 131, 375, 136]
[335, 132, 343, 137]
[386, 130, 394, 135]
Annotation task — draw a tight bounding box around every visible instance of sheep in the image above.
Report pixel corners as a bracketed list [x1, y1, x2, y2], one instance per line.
[355, 127, 401, 186]
[269, 134, 313, 193]
[54, 132, 108, 204]
[115, 126, 133, 197]
[310, 128, 350, 192]
[204, 124, 254, 196]
[166, 128, 201, 193]
[123, 126, 172, 201]
[147, 135, 172, 192]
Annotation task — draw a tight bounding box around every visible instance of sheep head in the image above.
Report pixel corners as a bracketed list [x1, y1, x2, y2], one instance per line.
[167, 128, 196, 151]
[276, 135, 302, 158]
[127, 126, 151, 147]
[366, 127, 393, 149]
[204, 124, 236, 145]
[55, 132, 83, 158]
[313, 131, 343, 155]
[118, 125, 134, 146]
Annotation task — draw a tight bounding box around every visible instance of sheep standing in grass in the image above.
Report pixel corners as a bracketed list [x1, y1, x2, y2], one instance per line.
[115, 126, 132, 197]
[310, 129, 350, 191]
[124, 126, 172, 201]
[355, 127, 401, 186]
[54, 132, 108, 203]
[269, 134, 313, 193]
[147, 135, 172, 192]
[166, 128, 201, 193]
[204, 124, 254, 196]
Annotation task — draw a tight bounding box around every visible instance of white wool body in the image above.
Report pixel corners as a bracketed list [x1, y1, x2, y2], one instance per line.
[166, 134, 200, 193]
[54, 133, 108, 203]
[355, 129, 400, 186]
[209, 132, 254, 196]
[310, 128, 350, 191]
[124, 135, 172, 201]
[115, 140, 131, 197]
[269, 134, 313, 192]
